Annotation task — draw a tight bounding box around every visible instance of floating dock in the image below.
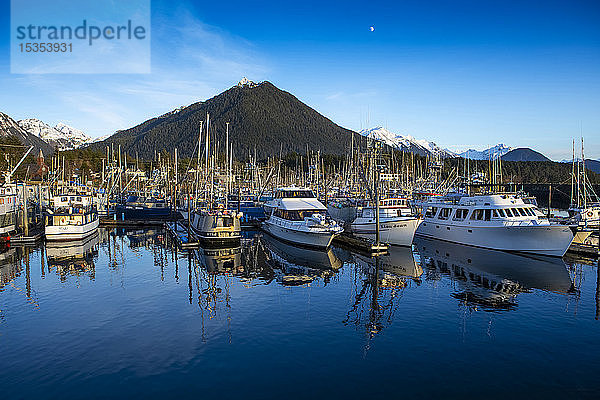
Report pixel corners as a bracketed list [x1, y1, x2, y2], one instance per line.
[10, 228, 45, 245]
[165, 221, 200, 249]
[100, 217, 169, 227]
[333, 232, 389, 255]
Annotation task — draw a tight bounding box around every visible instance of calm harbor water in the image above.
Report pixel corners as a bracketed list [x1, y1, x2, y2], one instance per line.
[1, 228, 599, 399]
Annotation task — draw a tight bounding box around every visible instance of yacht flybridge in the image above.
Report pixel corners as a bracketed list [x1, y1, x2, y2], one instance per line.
[416, 194, 575, 257]
[263, 187, 343, 248]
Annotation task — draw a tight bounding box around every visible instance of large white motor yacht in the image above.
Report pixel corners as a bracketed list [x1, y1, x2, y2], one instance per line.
[45, 194, 99, 241]
[263, 187, 343, 248]
[351, 197, 422, 247]
[415, 194, 574, 257]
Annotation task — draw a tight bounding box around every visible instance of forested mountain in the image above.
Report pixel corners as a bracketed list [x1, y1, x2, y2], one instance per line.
[90, 80, 362, 159]
[501, 148, 550, 162]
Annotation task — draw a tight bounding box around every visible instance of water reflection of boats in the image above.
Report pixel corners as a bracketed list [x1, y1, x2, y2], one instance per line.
[196, 246, 242, 275]
[124, 228, 164, 248]
[0, 246, 19, 289]
[354, 247, 423, 286]
[46, 232, 99, 280]
[261, 233, 342, 285]
[414, 236, 574, 311]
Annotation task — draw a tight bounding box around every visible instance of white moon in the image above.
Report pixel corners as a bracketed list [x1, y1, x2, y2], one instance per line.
[370, 26, 375, 32]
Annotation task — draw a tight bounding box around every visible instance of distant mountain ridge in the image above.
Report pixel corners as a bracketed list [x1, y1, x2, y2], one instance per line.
[458, 144, 513, 160]
[18, 118, 93, 150]
[359, 126, 455, 157]
[0, 112, 54, 156]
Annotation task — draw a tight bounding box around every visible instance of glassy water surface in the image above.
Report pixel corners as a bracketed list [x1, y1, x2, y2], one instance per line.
[1, 228, 598, 399]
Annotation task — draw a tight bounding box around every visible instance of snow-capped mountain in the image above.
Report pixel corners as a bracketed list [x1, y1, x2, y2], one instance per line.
[359, 126, 455, 158]
[0, 112, 54, 155]
[458, 144, 512, 160]
[18, 119, 93, 150]
[237, 77, 260, 88]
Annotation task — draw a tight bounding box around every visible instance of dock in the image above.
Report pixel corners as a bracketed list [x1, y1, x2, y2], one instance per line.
[10, 227, 45, 245]
[333, 232, 389, 255]
[165, 221, 200, 249]
[99, 217, 169, 227]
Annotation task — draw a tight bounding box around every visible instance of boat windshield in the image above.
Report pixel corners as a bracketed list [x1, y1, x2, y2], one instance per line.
[277, 190, 315, 199]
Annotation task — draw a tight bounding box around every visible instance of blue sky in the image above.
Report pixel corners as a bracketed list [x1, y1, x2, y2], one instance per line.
[1, 0, 599, 160]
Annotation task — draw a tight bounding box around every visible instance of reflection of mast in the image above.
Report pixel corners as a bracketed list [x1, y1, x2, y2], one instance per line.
[596, 261, 600, 321]
[344, 254, 406, 355]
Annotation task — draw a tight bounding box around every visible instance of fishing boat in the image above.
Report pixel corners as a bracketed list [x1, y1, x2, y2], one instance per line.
[114, 194, 172, 220]
[566, 138, 600, 228]
[0, 185, 17, 242]
[189, 206, 243, 246]
[415, 193, 574, 257]
[45, 194, 99, 241]
[350, 197, 422, 247]
[262, 187, 343, 248]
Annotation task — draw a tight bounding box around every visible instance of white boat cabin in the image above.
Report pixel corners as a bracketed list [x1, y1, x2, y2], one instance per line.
[422, 194, 548, 226]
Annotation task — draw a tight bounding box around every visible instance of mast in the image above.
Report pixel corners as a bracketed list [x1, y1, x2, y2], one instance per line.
[571, 139, 575, 207]
[582, 137, 587, 210]
[225, 122, 230, 209]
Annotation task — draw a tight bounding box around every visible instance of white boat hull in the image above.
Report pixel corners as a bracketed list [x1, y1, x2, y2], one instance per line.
[263, 221, 337, 249]
[351, 217, 421, 247]
[415, 220, 574, 257]
[45, 219, 99, 241]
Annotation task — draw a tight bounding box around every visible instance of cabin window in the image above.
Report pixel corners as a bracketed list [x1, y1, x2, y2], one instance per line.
[470, 209, 484, 220]
[504, 208, 513, 217]
[492, 210, 499, 218]
[484, 209, 491, 221]
[425, 207, 438, 218]
[61, 197, 67, 202]
[438, 208, 451, 220]
[453, 208, 468, 220]
[497, 209, 506, 217]
[511, 208, 520, 217]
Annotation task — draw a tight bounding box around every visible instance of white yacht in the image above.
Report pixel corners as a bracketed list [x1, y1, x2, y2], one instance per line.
[415, 194, 574, 257]
[45, 194, 99, 241]
[0, 185, 17, 242]
[350, 197, 422, 247]
[262, 187, 343, 248]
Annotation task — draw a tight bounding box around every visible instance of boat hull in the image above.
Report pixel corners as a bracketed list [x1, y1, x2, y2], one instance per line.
[45, 219, 99, 241]
[262, 221, 337, 249]
[351, 217, 421, 247]
[415, 221, 574, 257]
[114, 205, 173, 220]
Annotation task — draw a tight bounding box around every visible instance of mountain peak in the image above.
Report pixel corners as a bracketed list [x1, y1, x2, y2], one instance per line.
[359, 126, 455, 158]
[18, 118, 91, 150]
[237, 77, 260, 88]
[459, 144, 512, 160]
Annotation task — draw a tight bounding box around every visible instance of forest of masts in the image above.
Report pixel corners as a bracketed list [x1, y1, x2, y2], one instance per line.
[22, 115, 516, 203]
